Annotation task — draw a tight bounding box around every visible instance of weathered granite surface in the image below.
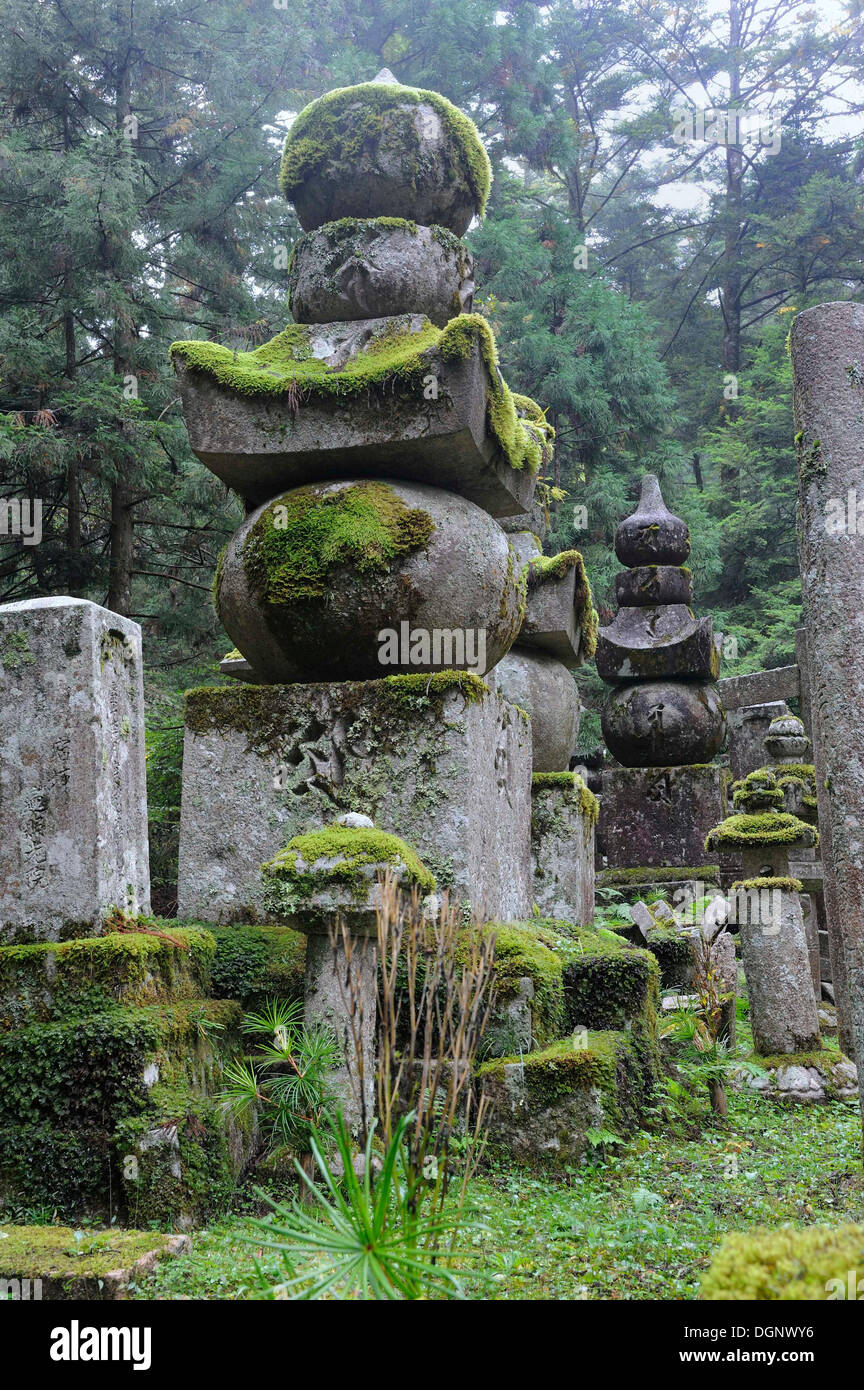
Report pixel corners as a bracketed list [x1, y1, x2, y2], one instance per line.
[600, 764, 728, 869]
[0, 598, 150, 942]
[289, 220, 474, 327]
[493, 649, 581, 772]
[217, 480, 524, 683]
[733, 880, 821, 1056]
[724, 700, 789, 781]
[177, 675, 531, 923]
[530, 776, 596, 924]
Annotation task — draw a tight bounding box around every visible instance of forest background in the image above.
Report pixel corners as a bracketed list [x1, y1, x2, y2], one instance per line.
[2, 0, 863, 907]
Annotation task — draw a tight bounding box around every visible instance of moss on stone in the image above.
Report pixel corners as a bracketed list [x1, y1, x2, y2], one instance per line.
[795, 430, 826, 489]
[242, 480, 434, 607]
[278, 80, 492, 215]
[172, 314, 440, 399]
[183, 671, 492, 758]
[745, 1039, 842, 1073]
[0, 998, 242, 1223]
[261, 825, 436, 901]
[597, 864, 720, 889]
[477, 1029, 648, 1136]
[705, 812, 818, 850]
[0, 1224, 179, 1283]
[700, 1223, 864, 1300]
[522, 547, 599, 657]
[206, 922, 306, 1009]
[531, 771, 599, 827]
[480, 921, 565, 1047]
[437, 313, 545, 474]
[772, 762, 816, 784]
[730, 875, 804, 895]
[171, 312, 547, 476]
[0, 927, 215, 1031]
[0, 629, 35, 671]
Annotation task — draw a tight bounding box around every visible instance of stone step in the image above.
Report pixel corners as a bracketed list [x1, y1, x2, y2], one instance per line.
[0, 927, 216, 1031]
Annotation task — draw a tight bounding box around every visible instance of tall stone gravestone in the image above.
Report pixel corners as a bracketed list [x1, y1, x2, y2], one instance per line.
[173, 72, 545, 923]
[0, 597, 150, 941]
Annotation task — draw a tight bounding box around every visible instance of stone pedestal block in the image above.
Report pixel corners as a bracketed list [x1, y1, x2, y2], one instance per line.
[304, 933, 377, 1129]
[599, 763, 728, 870]
[530, 775, 596, 925]
[177, 674, 531, 923]
[0, 598, 150, 942]
[493, 650, 581, 773]
[733, 882, 821, 1056]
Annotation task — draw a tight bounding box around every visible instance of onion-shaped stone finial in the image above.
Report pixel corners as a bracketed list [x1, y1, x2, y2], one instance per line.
[615, 474, 690, 567]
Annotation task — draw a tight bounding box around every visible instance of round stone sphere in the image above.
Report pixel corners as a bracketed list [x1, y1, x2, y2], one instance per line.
[216, 479, 523, 683]
[289, 219, 474, 328]
[494, 649, 581, 772]
[279, 81, 491, 235]
[602, 681, 725, 767]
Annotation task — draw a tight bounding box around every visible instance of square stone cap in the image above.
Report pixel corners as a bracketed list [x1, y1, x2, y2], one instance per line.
[0, 595, 141, 639]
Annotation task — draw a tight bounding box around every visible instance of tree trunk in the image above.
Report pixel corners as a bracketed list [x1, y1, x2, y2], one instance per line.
[791, 300, 864, 1158]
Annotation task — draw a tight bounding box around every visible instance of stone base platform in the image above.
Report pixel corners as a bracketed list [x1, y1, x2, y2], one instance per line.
[177, 672, 532, 923]
[732, 1051, 858, 1104]
[599, 763, 728, 870]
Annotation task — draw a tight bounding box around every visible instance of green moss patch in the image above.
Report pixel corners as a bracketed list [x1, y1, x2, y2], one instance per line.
[184, 671, 491, 756]
[171, 313, 548, 475]
[705, 812, 818, 850]
[279, 80, 492, 214]
[0, 927, 215, 1032]
[531, 771, 599, 827]
[730, 875, 804, 895]
[597, 864, 720, 890]
[0, 1225, 184, 1297]
[701, 1224, 864, 1300]
[242, 481, 434, 607]
[477, 1029, 649, 1139]
[479, 921, 565, 1048]
[261, 825, 436, 903]
[206, 923, 306, 1010]
[523, 549, 599, 658]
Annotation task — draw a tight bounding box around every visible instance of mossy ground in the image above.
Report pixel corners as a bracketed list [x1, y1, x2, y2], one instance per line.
[0, 1225, 177, 1279]
[123, 1018, 864, 1300]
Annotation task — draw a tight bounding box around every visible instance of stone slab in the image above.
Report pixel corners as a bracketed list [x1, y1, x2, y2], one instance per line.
[717, 666, 800, 712]
[519, 559, 582, 665]
[530, 778, 595, 924]
[177, 676, 531, 923]
[599, 763, 728, 870]
[174, 330, 536, 518]
[0, 598, 150, 942]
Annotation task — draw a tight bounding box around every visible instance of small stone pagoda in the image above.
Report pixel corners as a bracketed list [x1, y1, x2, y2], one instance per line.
[597, 475, 728, 870]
